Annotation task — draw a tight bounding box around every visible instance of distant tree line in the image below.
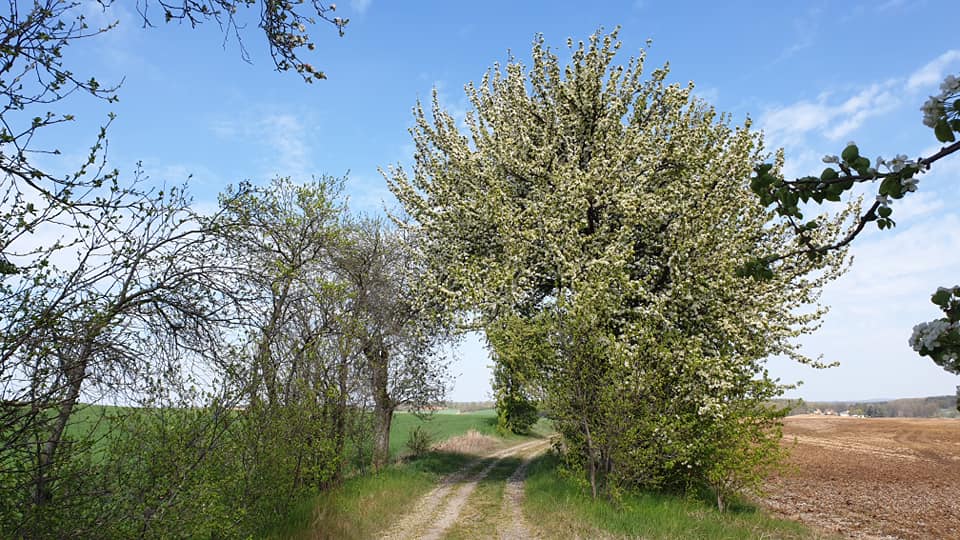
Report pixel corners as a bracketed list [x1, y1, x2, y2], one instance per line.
[785, 396, 958, 418]
[442, 401, 496, 413]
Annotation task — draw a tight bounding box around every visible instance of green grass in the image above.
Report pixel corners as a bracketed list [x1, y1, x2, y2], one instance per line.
[523, 452, 830, 540]
[389, 409, 498, 457]
[272, 451, 475, 539]
[270, 409, 539, 539]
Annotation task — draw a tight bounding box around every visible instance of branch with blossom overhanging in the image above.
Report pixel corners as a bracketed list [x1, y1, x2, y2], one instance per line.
[741, 74, 960, 277]
[744, 73, 960, 411]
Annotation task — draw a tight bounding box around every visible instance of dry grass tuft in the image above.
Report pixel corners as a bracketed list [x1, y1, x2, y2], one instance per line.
[434, 429, 501, 455]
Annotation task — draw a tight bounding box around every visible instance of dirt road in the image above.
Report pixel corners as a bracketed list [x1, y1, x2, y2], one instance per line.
[380, 438, 551, 540]
[764, 415, 960, 540]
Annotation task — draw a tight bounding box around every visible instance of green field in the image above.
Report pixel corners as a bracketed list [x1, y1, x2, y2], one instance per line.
[57, 404, 501, 464]
[389, 409, 498, 456]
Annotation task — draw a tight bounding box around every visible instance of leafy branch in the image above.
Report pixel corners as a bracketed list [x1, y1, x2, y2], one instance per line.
[743, 74, 960, 277]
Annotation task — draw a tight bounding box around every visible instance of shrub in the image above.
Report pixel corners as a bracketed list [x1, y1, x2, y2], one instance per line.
[405, 426, 434, 457]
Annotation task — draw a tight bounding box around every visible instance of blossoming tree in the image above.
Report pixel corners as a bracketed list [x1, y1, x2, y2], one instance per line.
[386, 30, 847, 507]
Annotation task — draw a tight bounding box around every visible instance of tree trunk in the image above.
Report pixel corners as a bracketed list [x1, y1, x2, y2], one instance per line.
[367, 341, 393, 471]
[583, 418, 598, 499]
[331, 348, 349, 483]
[372, 405, 393, 471]
[35, 344, 89, 506]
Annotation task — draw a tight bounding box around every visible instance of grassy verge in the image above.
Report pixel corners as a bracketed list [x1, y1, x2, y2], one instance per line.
[523, 452, 829, 540]
[276, 451, 474, 539]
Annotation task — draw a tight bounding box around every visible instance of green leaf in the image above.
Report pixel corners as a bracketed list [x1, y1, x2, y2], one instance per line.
[932, 288, 952, 308]
[878, 206, 892, 218]
[820, 167, 838, 181]
[0, 258, 17, 275]
[737, 258, 774, 281]
[841, 144, 859, 163]
[935, 118, 955, 142]
[853, 157, 871, 175]
[879, 177, 900, 197]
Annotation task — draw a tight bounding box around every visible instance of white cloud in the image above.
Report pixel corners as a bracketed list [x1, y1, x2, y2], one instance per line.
[760, 80, 900, 145]
[775, 211, 960, 400]
[906, 50, 960, 92]
[693, 86, 720, 106]
[773, 6, 822, 63]
[889, 191, 945, 222]
[76, 1, 134, 35]
[259, 113, 311, 176]
[350, 0, 372, 15]
[761, 48, 960, 149]
[212, 111, 315, 179]
[346, 174, 396, 214]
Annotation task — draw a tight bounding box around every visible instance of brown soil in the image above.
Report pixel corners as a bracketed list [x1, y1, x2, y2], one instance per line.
[763, 415, 960, 540]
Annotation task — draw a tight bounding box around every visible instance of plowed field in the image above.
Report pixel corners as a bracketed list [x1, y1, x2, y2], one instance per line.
[763, 415, 960, 540]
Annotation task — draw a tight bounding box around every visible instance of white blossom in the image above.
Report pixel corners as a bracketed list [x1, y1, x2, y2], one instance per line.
[822, 155, 840, 164]
[942, 352, 959, 374]
[909, 319, 952, 352]
[889, 154, 914, 173]
[901, 177, 919, 192]
[921, 96, 944, 128]
[940, 75, 960, 95]
[875, 195, 891, 206]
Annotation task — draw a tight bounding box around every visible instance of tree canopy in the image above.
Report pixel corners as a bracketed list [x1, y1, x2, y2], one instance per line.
[387, 30, 848, 505]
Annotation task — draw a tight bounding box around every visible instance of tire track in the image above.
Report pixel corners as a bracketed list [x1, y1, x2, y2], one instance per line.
[497, 441, 549, 540]
[379, 439, 545, 540]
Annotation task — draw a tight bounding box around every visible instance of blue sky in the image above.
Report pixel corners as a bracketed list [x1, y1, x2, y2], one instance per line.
[40, 0, 960, 401]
